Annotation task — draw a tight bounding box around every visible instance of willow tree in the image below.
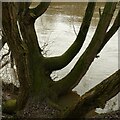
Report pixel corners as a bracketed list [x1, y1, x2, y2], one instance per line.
[2, 1, 120, 118]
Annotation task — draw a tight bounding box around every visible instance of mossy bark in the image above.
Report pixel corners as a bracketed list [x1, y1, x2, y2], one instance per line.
[52, 2, 117, 96]
[44, 2, 96, 72]
[2, 2, 120, 119]
[67, 70, 120, 118]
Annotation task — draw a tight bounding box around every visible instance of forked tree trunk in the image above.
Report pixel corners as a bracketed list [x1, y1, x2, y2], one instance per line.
[2, 2, 120, 118]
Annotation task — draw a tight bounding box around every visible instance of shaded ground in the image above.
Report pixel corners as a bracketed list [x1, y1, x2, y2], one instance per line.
[2, 109, 120, 119]
[2, 100, 60, 119]
[94, 110, 120, 119]
[2, 82, 120, 119]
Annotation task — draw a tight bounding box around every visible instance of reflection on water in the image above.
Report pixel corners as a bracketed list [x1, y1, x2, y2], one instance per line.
[35, 3, 119, 113]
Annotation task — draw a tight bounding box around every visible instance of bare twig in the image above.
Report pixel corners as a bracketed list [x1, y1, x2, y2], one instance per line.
[99, 8, 102, 19]
[0, 60, 10, 69]
[29, 1, 51, 19]
[73, 24, 77, 36]
[10, 53, 14, 68]
[0, 49, 10, 62]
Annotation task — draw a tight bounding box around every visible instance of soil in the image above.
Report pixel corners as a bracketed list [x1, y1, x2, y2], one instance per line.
[94, 110, 120, 119]
[2, 104, 120, 119]
[17, 98, 61, 119]
[2, 82, 120, 119]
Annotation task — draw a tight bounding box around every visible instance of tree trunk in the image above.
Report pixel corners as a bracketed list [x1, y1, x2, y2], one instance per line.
[67, 70, 120, 118]
[2, 2, 56, 110]
[2, 2, 120, 119]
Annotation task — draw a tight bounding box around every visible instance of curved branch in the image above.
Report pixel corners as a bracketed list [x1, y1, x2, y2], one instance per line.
[44, 2, 96, 71]
[3, 3, 31, 110]
[17, 3, 43, 56]
[29, 1, 51, 19]
[52, 2, 117, 96]
[17, 2, 31, 15]
[68, 69, 120, 118]
[2, 3, 23, 50]
[97, 9, 120, 54]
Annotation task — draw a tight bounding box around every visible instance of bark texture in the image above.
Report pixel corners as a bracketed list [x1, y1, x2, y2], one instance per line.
[67, 70, 120, 118]
[2, 2, 120, 118]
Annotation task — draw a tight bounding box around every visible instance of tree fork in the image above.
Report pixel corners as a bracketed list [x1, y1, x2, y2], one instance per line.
[44, 2, 96, 72]
[97, 9, 120, 54]
[52, 2, 117, 96]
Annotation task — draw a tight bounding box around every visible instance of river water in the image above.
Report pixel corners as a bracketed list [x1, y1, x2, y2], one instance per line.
[35, 3, 119, 113]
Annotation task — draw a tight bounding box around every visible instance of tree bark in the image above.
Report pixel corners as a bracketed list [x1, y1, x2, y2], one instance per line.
[67, 69, 120, 118]
[44, 2, 96, 72]
[29, 1, 51, 19]
[97, 9, 120, 54]
[2, 2, 55, 110]
[2, 2, 119, 119]
[52, 2, 117, 96]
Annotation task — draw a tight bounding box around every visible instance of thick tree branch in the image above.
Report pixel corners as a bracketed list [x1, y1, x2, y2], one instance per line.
[97, 9, 120, 54]
[3, 3, 31, 110]
[2, 3, 23, 53]
[17, 2, 31, 16]
[44, 2, 96, 72]
[18, 18, 42, 56]
[29, 1, 51, 19]
[17, 2, 43, 56]
[52, 2, 117, 96]
[68, 69, 120, 118]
